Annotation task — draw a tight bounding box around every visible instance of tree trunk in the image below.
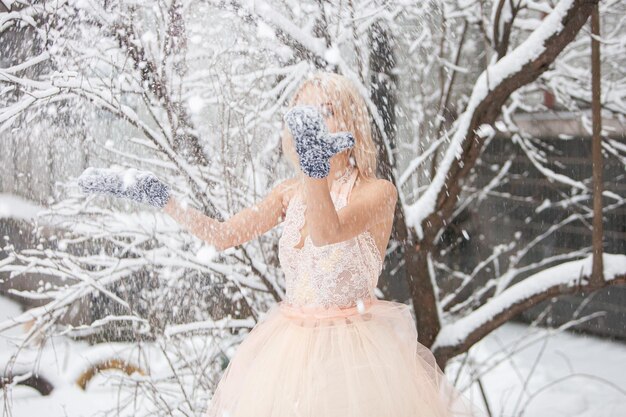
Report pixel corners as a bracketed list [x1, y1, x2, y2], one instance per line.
[590, 3, 604, 287]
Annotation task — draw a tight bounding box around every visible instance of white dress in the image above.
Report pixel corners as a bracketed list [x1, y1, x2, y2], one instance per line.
[205, 166, 485, 417]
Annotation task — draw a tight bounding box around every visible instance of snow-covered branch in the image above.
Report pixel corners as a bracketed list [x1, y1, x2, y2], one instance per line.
[433, 253, 626, 361]
[404, 0, 596, 240]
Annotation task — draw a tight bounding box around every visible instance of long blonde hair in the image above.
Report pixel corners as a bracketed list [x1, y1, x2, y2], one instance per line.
[281, 71, 378, 180]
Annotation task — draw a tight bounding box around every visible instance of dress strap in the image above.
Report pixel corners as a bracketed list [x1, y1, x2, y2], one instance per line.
[338, 167, 359, 207]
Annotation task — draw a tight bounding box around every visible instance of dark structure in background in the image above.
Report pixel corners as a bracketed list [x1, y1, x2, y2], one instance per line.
[380, 110, 626, 340]
[484, 111, 625, 339]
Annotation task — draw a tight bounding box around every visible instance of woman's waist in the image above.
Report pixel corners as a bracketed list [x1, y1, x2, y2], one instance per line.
[279, 297, 376, 320]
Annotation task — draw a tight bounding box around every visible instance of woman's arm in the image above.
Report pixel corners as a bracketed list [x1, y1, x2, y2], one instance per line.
[163, 178, 297, 251]
[303, 177, 397, 246]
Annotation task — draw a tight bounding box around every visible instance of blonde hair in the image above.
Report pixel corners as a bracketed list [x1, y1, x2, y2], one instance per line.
[281, 71, 378, 180]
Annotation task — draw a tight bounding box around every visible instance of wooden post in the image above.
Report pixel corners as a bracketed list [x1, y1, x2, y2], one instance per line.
[590, 3, 604, 287]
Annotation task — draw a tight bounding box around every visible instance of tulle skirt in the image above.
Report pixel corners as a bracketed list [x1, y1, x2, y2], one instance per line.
[204, 298, 484, 417]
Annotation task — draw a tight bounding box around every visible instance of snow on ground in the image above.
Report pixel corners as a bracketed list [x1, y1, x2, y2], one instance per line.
[1, 295, 625, 417]
[0, 296, 177, 416]
[452, 322, 626, 417]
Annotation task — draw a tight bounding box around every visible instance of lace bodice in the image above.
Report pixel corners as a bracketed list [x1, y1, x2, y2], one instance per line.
[278, 167, 384, 310]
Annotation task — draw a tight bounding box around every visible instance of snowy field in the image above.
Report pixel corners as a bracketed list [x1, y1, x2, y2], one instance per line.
[1, 295, 624, 417]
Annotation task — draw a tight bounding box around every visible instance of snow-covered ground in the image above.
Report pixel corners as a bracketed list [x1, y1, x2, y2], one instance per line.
[455, 321, 626, 417]
[1, 295, 625, 417]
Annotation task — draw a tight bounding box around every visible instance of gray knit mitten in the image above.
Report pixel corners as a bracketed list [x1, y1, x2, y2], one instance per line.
[77, 167, 171, 209]
[283, 105, 355, 179]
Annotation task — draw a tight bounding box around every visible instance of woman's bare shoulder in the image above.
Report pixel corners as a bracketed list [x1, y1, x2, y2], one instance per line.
[355, 176, 397, 201]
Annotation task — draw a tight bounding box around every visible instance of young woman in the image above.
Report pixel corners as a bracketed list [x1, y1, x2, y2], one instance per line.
[78, 71, 484, 417]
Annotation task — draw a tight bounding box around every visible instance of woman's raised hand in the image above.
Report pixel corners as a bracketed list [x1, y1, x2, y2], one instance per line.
[283, 105, 355, 179]
[77, 166, 171, 209]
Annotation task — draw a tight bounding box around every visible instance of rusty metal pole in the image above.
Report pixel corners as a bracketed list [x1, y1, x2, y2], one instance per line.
[590, 3, 604, 287]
